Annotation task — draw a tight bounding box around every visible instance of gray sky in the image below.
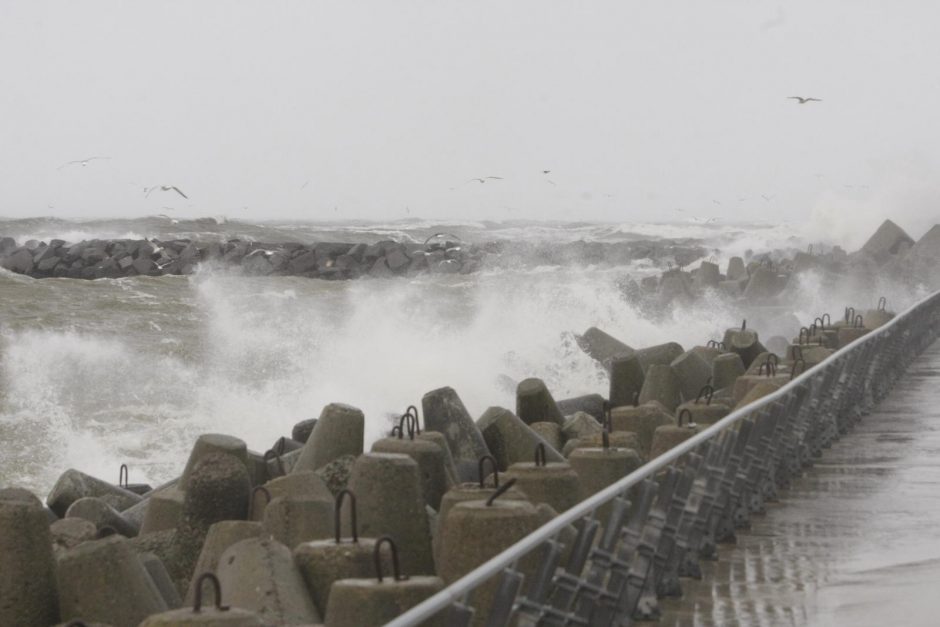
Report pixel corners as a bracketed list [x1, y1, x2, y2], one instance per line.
[2, 1, 939, 229]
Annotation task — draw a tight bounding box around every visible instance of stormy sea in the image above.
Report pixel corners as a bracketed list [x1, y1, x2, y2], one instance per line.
[0, 216, 923, 493]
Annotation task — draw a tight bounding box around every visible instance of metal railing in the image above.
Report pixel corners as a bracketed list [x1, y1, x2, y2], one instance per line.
[388, 289, 940, 627]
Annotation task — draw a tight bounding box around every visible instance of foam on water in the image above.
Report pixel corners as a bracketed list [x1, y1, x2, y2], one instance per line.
[0, 218, 931, 494]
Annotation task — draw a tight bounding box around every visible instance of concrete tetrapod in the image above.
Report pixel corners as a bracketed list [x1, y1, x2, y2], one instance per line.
[216, 537, 321, 625]
[140, 551, 184, 609]
[722, 327, 767, 369]
[649, 410, 703, 459]
[562, 431, 640, 457]
[576, 326, 634, 369]
[250, 470, 333, 521]
[669, 349, 712, 402]
[422, 386, 492, 483]
[325, 536, 445, 627]
[609, 354, 645, 409]
[372, 423, 451, 510]
[0, 488, 60, 627]
[634, 342, 685, 373]
[438, 481, 543, 627]
[676, 386, 731, 426]
[711, 352, 746, 390]
[529, 421, 563, 451]
[347, 453, 436, 575]
[503, 444, 582, 515]
[167, 453, 251, 592]
[56, 534, 168, 627]
[432, 456, 530, 564]
[294, 490, 378, 616]
[65, 496, 138, 537]
[561, 411, 604, 442]
[556, 393, 607, 423]
[416, 430, 461, 488]
[637, 364, 682, 412]
[262, 495, 334, 549]
[47, 468, 142, 517]
[179, 434, 249, 491]
[292, 403, 365, 473]
[139, 487, 186, 535]
[183, 521, 264, 605]
[569, 445, 643, 522]
[516, 377, 566, 426]
[142, 573, 266, 626]
[477, 406, 564, 471]
[609, 402, 676, 459]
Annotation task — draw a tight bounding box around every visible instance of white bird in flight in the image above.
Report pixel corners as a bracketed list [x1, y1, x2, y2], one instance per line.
[145, 185, 188, 199]
[787, 96, 822, 104]
[57, 156, 110, 170]
[467, 176, 503, 184]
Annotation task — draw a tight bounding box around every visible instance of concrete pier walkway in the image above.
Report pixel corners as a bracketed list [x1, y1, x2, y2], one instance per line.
[659, 342, 940, 627]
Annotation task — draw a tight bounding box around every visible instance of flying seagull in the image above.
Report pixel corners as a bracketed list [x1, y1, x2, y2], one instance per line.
[542, 170, 551, 174]
[467, 176, 503, 184]
[145, 185, 188, 199]
[57, 156, 110, 170]
[761, 194, 775, 202]
[787, 96, 822, 104]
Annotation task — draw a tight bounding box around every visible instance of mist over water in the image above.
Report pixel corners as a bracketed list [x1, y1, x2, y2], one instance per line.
[0, 218, 929, 494]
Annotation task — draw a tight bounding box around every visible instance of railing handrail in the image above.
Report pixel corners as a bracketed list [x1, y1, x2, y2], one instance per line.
[387, 290, 940, 626]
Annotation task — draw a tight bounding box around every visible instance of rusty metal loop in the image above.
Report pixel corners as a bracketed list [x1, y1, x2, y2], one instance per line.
[486, 478, 518, 506]
[766, 354, 779, 366]
[678, 408, 693, 427]
[845, 306, 856, 323]
[602, 399, 612, 432]
[758, 361, 777, 377]
[706, 339, 720, 349]
[390, 425, 402, 438]
[822, 313, 831, 327]
[478, 455, 499, 488]
[405, 405, 422, 434]
[374, 535, 408, 582]
[695, 384, 714, 405]
[854, 314, 864, 328]
[809, 322, 817, 336]
[252, 486, 271, 513]
[741, 319, 747, 331]
[790, 358, 807, 380]
[193, 572, 229, 612]
[798, 327, 810, 345]
[534, 442, 548, 467]
[397, 412, 416, 440]
[263, 449, 286, 477]
[118, 463, 129, 488]
[334, 489, 358, 543]
[878, 296, 887, 312]
[602, 429, 610, 450]
[813, 317, 824, 330]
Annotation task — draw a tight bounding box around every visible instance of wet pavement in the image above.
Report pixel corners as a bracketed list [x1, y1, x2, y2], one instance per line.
[659, 343, 940, 627]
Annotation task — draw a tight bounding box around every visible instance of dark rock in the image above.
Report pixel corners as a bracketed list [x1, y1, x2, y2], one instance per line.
[1, 248, 34, 274]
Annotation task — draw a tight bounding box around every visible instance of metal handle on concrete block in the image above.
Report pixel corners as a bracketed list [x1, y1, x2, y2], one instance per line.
[334, 489, 358, 543]
[193, 572, 229, 612]
[118, 463, 129, 488]
[374, 536, 409, 582]
[478, 455, 499, 488]
[696, 385, 714, 405]
[487, 478, 518, 506]
[534, 443, 547, 467]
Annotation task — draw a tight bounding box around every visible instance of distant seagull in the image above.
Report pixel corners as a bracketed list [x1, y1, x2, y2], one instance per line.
[301, 180, 311, 190]
[712, 200, 722, 205]
[542, 170, 551, 174]
[787, 96, 822, 104]
[467, 176, 503, 184]
[145, 185, 188, 199]
[57, 156, 110, 170]
[761, 194, 775, 202]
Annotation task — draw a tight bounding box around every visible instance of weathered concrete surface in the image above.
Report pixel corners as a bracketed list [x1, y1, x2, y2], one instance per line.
[659, 343, 940, 627]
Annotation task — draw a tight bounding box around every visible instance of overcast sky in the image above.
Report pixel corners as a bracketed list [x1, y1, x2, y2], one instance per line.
[1, 1, 939, 230]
